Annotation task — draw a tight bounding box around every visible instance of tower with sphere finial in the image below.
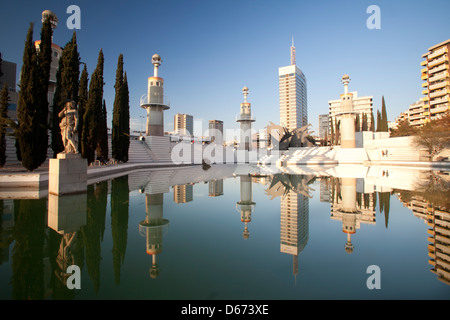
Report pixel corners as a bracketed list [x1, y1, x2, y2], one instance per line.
[337, 74, 356, 148]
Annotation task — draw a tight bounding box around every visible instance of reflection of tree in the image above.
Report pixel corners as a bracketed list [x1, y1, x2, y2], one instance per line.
[265, 174, 315, 200]
[395, 171, 450, 210]
[81, 181, 107, 294]
[11, 199, 46, 299]
[111, 175, 129, 285]
[378, 192, 391, 229]
[0, 200, 14, 266]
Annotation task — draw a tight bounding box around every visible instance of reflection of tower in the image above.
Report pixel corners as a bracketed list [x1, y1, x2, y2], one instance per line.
[329, 177, 376, 253]
[139, 193, 169, 279]
[280, 190, 309, 284]
[236, 175, 256, 239]
[337, 75, 356, 148]
[236, 87, 255, 151]
[34, 10, 61, 106]
[140, 54, 170, 136]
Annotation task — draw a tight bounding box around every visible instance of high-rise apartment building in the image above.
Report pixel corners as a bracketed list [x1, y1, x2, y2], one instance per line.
[279, 38, 307, 131]
[208, 119, 223, 144]
[421, 39, 450, 122]
[318, 114, 329, 140]
[174, 113, 193, 137]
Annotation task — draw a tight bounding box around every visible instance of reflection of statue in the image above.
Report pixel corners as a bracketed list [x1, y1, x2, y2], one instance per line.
[266, 122, 315, 150]
[58, 100, 79, 154]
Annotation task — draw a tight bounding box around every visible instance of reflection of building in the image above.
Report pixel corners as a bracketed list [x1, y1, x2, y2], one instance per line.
[279, 38, 308, 131]
[328, 177, 376, 253]
[236, 175, 255, 239]
[280, 190, 309, 282]
[139, 193, 169, 279]
[421, 39, 450, 122]
[398, 193, 450, 285]
[208, 179, 223, 197]
[174, 113, 193, 137]
[173, 184, 193, 203]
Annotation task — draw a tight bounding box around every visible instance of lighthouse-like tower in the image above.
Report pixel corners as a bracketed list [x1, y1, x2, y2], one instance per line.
[236, 87, 255, 150]
[140, 54, 170, 136]
[337, 75, 356, 148]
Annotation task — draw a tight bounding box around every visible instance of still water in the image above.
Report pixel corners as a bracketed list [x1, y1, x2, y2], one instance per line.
[0, 164, 449, 300]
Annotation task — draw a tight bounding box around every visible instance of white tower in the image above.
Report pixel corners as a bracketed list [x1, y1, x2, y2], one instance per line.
[236, 175, 256, 239]
[337, 75, 356, 148]
[236, 87, 255, 150]
[140, 54, 170, 136]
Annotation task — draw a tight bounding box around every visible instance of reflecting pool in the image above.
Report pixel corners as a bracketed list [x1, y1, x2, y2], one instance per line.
[0, 164, 449, 300]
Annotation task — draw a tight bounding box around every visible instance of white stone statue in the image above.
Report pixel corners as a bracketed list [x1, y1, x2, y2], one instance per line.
[58, 100, 79, 154]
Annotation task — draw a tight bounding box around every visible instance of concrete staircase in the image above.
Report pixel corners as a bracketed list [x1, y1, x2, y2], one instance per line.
[144, 136, 172, 162]
[127, 139, 153, 163]
[3, 135, 53, 168]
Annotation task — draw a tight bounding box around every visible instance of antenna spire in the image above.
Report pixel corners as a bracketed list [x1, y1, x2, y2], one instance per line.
[290, 36, 296, 66]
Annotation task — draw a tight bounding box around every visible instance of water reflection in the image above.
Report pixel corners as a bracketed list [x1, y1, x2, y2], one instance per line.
[0, 165, 449, 299]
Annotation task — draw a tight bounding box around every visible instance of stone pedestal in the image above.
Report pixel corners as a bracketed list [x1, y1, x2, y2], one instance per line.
[47, 193, 87, 234]
[49, 153, 87, 196]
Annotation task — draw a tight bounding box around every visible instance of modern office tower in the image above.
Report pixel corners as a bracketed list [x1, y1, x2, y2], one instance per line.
[208, 120, 223, 144]
[174, 113, 193, 137]
[421, 39, 450, 122]
[173, 184, 193, 203]
[279, 38, 308, 131]
[236, 86, 255, 150]
[34, 10, 61, 107]
[318, 114, 329, 140]
[0, 59, 19, 120]
[280, 190, 309, 283]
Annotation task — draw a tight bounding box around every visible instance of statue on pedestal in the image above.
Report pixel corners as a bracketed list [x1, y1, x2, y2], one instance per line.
[58, 100, 79, 154]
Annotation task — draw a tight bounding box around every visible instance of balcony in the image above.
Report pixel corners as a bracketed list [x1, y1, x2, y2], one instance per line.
[140, 93, 170, 109]
[428, 63, 448, 75]
[428, 46, 448, 60]
[429, 88, 449, 99]
[429, 71, 449, 82]
[428, 55, 448, 68]
[430, 96, 450, 106]
[430, 105, 449, 114]
[429, 81, 448, 91]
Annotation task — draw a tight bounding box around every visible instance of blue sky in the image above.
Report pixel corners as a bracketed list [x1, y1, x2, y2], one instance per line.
[1, 0, 449, 137]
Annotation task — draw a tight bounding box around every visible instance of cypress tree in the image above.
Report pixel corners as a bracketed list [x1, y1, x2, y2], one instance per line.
[355, 113, 360, 132]
[16, 24, 40, 171]
[77, 64, 88, 143]
[0, 83, 9, 167]
[330, 119, 335, 146]
[121, 72, 130, 162]
[376, 110, 382, 132]
[36, 17, 53, 164]
[82, 49, 104, 164]
[362, 113, 368, 131]
[96, 99, 108, 162]
[381, 96, 388, 132]
[370, 110, 375, 132]
[112, 54, 124, 161]
[51, 32, 80, 157]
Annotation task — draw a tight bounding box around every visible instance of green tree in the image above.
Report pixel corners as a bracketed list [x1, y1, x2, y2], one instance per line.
[77, 64, 88, 143]
[413, 113, 450, 161]
[96, 99, 108, 162]
[355, 113, 360, 132]
[112, 55, 130, 162]
[0, 83, 9, 167]
[381, 96, 388, 132]
[82, 49, 104, 164]
[370, 110, 375, 132]
[376, 110, 382, 132]
[51, 32, 80, 157]
[362, 113, 368, 131]
[35, 17, 53, 164]
[16, 24, 41, 171]
[390, 119, 418, 137]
